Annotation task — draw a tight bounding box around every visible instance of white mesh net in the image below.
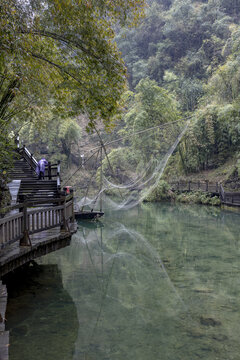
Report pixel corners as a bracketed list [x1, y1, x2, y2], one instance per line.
[75, 119, 189, 211]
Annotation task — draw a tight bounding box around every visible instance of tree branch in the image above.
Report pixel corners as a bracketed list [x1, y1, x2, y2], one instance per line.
[21, 29, 102, 62]
[31, 53, 84, 85]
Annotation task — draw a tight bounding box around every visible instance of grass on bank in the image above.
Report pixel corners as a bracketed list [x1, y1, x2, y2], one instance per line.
[143, 180, 221, 206]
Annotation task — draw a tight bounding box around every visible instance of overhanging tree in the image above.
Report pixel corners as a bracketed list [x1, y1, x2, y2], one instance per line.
[0, 0, 145, 204]
[0, 0, 145, 131]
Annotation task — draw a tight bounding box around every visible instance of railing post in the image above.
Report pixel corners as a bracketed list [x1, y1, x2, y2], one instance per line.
[48, 162, 52, 180]
[81, 154, 85, 168]
[188, 181, 191, 192]
[70, 189, 75, 222]
[198, 181, 200, 190]
[0, 224, 2, 245]
[57, 161, 61, 189]
[220, 184, 225, 202]
[20, 200, 30, 246]
[30, 153, 34, 169]
[205, 180, 209, 192]
[60, 197, 67, 231]
[16, 134, 20, 149]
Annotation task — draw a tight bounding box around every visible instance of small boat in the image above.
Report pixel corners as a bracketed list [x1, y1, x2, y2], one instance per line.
[74, 210, 104, 220]
[77, 220, 104, 229]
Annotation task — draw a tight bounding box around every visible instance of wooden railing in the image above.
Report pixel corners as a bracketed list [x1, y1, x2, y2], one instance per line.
[170, 180, 220, 194]
[0, 194, 74, 249]
[20, 145, 38, 171]
[18, 142, 61, 186]
[44, 161, 61, 184]
[0, 213, 23, 246]
[219, 184, 240, 206]
[170, 180, 240, 206]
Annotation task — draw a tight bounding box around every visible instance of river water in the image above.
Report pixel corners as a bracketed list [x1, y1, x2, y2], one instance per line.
[5, 202, 240, 360]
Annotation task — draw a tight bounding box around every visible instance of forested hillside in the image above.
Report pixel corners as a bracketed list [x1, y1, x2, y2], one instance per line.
[3, 0, 240, 201]
[116, 0, 240, 178]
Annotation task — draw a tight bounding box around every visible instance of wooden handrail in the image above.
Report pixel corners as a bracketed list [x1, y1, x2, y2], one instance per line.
[170, 181, 240, 206]
[169, 180, 220, 193]
[18, 145, 61, 181]
[0, 195, 74, 248]
[19, 146, 38, 171]
[0, 193, 73, 216]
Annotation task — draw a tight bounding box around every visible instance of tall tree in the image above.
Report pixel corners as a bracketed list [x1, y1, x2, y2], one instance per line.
[0, 0, 145, 205]
[0, 0, 145, 131]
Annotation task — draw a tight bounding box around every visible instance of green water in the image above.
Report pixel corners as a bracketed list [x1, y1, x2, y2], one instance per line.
[5, 202, 240, 360]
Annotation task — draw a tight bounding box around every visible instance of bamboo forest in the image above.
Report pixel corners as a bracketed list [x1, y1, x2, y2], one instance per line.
[1, 0, 240, 359]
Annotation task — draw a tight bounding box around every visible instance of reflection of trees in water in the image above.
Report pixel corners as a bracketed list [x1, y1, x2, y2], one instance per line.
[38, 203, 240, 360]
[72, 228, 189, 360]
[4, 264, 78, 360]
[40, 221, 202, 359]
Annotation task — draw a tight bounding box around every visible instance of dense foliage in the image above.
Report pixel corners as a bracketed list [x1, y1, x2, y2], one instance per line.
[98, 78, 180, 183]
[116, 0, 240, 176]
[0, 0, 145, 202]
[2, 0, 240, 202]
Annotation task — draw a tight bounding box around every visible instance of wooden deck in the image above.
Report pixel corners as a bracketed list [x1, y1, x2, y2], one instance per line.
[0, 224, 77, 360]
[0, 192, 77, 359]
[0, 222, 77, 278]
[0, 219, 77, 360]
[0, 143, 80, 360]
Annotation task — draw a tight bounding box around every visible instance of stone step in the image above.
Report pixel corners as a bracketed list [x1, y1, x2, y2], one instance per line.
[11, 153, 60, 203]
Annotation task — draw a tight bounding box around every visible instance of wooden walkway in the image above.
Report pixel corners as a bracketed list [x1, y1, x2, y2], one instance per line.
[0, 222, 77, 278]
[0, 141, 79, 360]
[169, 180, 220, 194]
[170, 180, 240, 207]
[0, 197, 77, 360]
[0, 222, 77, 360]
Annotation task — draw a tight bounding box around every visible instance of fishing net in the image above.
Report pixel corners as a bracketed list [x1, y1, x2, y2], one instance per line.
[74, 119, 189, 211]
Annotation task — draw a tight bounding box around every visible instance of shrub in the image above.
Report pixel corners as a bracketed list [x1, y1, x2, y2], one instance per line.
[176, 191, 221, 206]
[143, 180, 172, 202]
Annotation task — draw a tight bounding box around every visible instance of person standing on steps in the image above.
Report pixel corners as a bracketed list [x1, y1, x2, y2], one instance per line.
[36, 158, 48, 180]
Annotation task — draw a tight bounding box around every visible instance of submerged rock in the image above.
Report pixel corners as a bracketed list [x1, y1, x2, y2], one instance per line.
[200, 316, 221, 327]
[212, 334, 228, 342]
[193, 287, 213, 293]
[187, 328, 205, 339]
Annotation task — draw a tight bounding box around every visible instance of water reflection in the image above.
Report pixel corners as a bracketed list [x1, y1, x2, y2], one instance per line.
[6, 203, 240, 359]
[5, 264, 78, 360]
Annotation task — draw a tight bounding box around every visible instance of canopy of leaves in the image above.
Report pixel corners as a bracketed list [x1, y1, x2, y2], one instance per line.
[114, 0, 240, 177]
[100, 78, 181, 180]
[0, 0, 145, 132]
[116, 0, 233, 92]
[0, 0, 146, 204]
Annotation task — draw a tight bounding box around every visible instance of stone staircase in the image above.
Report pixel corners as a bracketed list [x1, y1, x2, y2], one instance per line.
[18, 179, 59, 202]
[9, 158, 37, 180]
[8, 154, 59, 203]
